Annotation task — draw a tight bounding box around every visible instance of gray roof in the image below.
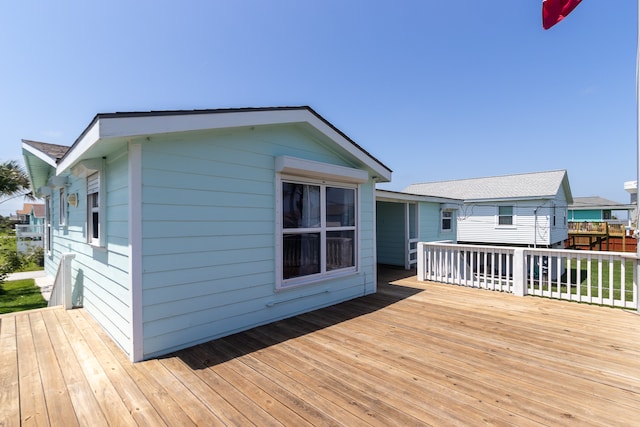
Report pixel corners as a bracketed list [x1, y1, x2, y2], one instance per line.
[403, 170, 573, 203]
[570, 196, 633, 210]
[22, 140, 70, 162]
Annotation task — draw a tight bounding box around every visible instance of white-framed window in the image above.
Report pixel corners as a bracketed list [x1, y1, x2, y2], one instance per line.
[44, 196, 52, 254]
[278, 176, 357, 289]
[59, 187, 66, 226]
[498, 205, 514, 226]
[87, 171, 102, 246]
[441, 210, 453, 231]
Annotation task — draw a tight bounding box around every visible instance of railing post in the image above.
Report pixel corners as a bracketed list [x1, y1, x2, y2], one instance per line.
[417, 242, 426, 282]
[61, 253, 76, 310]
[636, 255, 640, 313]
[513, 248, 527, 297]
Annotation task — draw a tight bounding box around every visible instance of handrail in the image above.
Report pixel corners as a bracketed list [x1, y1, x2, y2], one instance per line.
[417, 242, 638, 310]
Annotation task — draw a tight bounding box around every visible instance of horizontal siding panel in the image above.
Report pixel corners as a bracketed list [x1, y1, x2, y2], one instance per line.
[143, 271, 274, 305]
[79, 265, 129, 304]
[142, 205, 273, 222]
[145, 150, 273, 182]
[143, 247, 273, 273]
[142, 260, 274, 290]
[143, 186, 273, 208]
[143, 284, 273, 323]
[107, 203, 129, 222]
[143, 168, 273, 194]
[143, 220, 273, 238]
[143, 234, 273, 256]
[83, 298, 130, 356]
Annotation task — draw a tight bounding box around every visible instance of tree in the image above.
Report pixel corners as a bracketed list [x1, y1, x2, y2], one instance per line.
[0, 160, 31, 201]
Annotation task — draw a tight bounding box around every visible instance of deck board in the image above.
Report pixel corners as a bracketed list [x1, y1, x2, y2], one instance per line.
[2, 267, 640, 426]
[0, 316, 20, 427]
[16, 314, 50, 426]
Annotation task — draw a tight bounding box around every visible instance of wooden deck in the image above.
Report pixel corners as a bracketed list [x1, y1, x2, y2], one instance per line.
[2, 267, 640, 426]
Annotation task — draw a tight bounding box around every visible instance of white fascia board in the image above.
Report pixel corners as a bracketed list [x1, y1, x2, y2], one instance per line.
[98, 109, 294, 139]
[303, 113, 392, 182]
[55, 108, 392, 182]
[375, 189, 462, 204]
[97, 109, 392, 182]
[56, 120, 101, 173]
[465, 196, 555, 204]
[22, 142, 58, 167]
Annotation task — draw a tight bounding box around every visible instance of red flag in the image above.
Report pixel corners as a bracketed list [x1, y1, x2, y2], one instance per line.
[542, 0, 582, 29]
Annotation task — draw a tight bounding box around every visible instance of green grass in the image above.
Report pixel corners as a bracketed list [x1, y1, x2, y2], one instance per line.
[0, 232, 44, 273]
[533, 258, 635, 303]
[0, 279, 47, 314]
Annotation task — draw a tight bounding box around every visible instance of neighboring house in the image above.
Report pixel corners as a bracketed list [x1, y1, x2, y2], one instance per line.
[403, 170, 573, 248]
[375, 189, 461, 269]
[16, 203, 45, 225]
[568, 196, 633, 224]
[566, 196, 635, 252]
[624, 180, 637, 226]
[15, 203, 45, 254]
[21, 106, 392, 362]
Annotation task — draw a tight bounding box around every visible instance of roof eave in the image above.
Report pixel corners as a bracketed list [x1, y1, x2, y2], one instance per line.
[375, 189, 462, 204]
[55, 107, 393, 182]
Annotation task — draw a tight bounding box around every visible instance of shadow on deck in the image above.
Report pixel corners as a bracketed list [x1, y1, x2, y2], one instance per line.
[175, 264, 423, 370]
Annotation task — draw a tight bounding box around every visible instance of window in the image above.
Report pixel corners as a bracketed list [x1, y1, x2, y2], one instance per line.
[59, 188, 66, 226]
[280, 179, 356, 287]
[45, 197, 51, 254]
[603, 210, 612, 220]
[441, 210, 452, 231]
[87, 172, 101, 245]
[498, 206, 514, 226]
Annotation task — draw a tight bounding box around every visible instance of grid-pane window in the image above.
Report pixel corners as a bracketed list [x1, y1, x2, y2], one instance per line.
[498, 206, 513, 225]
[441, 210, 452, 231]
[281, 180, 356, 286]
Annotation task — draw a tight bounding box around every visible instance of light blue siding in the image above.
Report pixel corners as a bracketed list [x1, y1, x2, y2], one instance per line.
[376, 200, 457, 268]
[376, 201, 405, 266]
[46, 152, 132, 357]
[140, 125, 378, 358]
[419, 203, 456, 242]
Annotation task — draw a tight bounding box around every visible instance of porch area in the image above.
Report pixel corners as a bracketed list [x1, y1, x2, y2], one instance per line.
[2, 267, 639, 426]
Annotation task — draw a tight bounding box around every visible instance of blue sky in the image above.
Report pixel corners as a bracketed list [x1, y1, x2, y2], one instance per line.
[0, 1, 637, 216]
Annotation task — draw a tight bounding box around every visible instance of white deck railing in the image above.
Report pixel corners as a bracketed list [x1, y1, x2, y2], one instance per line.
[15, 224, 44, 254]
[417, 242, 639, 310]
[15, 224, 44, 236]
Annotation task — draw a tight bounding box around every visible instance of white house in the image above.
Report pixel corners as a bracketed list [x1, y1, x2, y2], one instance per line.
[404, 170, 573, 248]
[21, 106, 392, 361]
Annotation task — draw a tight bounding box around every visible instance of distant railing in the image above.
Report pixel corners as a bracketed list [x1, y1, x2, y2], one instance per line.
[417, 242, 638, 310]
[568, 221, 608, 235]
[15, 224, 44, 254]
[15, 224, 44, 236]
[568, 221, 628, 237]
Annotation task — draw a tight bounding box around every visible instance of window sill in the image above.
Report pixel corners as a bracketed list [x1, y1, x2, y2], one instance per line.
[276, 268, 358, 292]
[89, 243, 107, 252]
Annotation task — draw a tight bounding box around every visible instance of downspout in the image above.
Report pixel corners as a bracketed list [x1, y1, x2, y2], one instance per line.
[533, 208, 537, 249]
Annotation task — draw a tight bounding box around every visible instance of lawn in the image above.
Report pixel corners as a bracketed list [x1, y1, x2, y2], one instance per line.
[0, 278, 47, 314]
[532, 257, 635, 304]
